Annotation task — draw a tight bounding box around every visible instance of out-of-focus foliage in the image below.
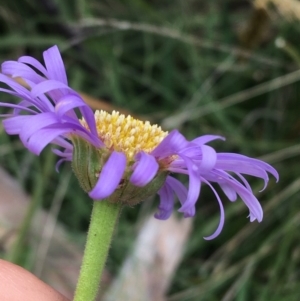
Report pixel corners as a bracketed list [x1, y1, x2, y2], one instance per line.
[0, 0, 299, 300]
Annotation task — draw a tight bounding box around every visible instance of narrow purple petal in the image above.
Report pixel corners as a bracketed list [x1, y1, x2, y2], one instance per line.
[89, 151, 127, 199]
[192, 135, 225, 145]
[235, 172, 252, 192]
[167, 176, 195, 217]
[0, 82, 52, 114]
[2, 61, 45, 83]
[79, 105, 98, 136]
[165, 176, 188, 206]
[0, 102, 37, 115]
[249, 213, 257, 222]
[52, 137, 73, 150]
[202, 179, 225, 240]
[178, 146, 201, 157]
[215, 158, 269, 186]
[217, 153, 279, 182]
[26, 127, 74, 155]
[219, 182, 237, 201]
[22, 121, 97, 153]
[177, 154, 201, 215]
[52, 148, 72, 158]
[198, 145, 217, 172]
[55, 158, 67, 172]
[130, 152, 159, 186]
[168, 167, 189, 175]
[155, 182, 174, 220]
[53, 148, 72, 171]
[214, 170, 263, 222]
[234, 183, 263, 222]
[0, 74, 32, 98]
[31, 80, 73, 98]
[34, 94, 55, 112]
[151, 130, 189, 158]
[55, 94, 87, 118]
[183, 206, 196, 218]
[172, 145, 217, 172]
[19, 112, 59, 144]
[18, 56, 49, 77]
[2, 116, 32, 134]
[47, 121, 103, 148]
[43, 45, 68, 85]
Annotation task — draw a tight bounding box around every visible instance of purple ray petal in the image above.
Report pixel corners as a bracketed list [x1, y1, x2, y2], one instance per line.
[52, 137, 73, 150]
[177, 154, 201, 215]
[198, 145, 217, 172]
[155, 182, 174, 220]
[183, 206, 196, 218]
[2, 115, 32, 134]
[215, 158, 269, 186]
[26, 127, 74, 155]
[34, 94, 55, 112]
[235, 172, 252, 192]
[55, 94, 87, 118]
[18, 56, 49, 77]
[178, 146, 201, 158]
[166, 176, 195, 217]
[165, 176, 188, 206]
[0, 85, 52, 114]
[192, 135, 225, 145]
[130, 152, 159, 186]
[24, 121, 96, 151]
[89, 151, 127, 199]
[202, 179, 225, 240]
[217, 153, 279, 182]
[43, 45, 68, 85]
[214, 170, 263, 222]
[168, 167, 189, 175]
[0, 74, 32, 98]
[49, 121, 103, 148]
[19, 112, 59, 144]
[31, 79, 73, 98]
[151, 130, 189, 158]
[248, 213, 257, 222]
[52, 148, 72, 158]
[2, 61, 45, 83]
[0, 102, 37, 115]
[55, 158, 66, 172]
[79, 105, 98, 136]
[218, 182, 237, 201]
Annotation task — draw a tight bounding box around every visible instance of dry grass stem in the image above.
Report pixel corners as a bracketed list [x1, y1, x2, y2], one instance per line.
[162, 68, 300, 128]
[255, 0, 300, 21]
[74, 18, 283, 67]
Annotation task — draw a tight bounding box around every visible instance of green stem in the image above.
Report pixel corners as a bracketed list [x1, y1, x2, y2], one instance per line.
[73, 200, 122, 301]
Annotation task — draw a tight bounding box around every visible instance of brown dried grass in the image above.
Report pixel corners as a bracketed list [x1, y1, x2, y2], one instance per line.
[254, 0, 300, 21]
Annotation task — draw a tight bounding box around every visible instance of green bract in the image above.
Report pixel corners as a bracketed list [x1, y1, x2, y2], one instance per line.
[71, 136, 168, 205]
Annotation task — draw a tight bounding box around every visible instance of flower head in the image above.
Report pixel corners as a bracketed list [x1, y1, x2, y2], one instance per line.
[0, 46, 278, 239]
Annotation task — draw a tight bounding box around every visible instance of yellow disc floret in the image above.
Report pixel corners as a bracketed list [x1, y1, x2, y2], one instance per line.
[81, 110, 168, 160]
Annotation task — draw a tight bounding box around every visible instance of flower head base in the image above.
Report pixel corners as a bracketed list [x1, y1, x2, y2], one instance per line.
[0, 45, 279, 239]
[71, 135, 168, 205]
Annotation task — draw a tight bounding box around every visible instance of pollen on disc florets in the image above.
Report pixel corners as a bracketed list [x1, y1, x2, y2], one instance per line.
[81, 110, 168, 160]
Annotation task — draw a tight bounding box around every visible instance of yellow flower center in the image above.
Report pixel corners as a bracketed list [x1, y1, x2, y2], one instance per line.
[81, 110, 168, 160]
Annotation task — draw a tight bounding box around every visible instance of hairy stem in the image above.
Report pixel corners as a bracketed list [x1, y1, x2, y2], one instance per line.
[73, 200, 122, 301]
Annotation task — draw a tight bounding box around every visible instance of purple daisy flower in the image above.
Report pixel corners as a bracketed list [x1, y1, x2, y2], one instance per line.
[0, 46, 278, 239]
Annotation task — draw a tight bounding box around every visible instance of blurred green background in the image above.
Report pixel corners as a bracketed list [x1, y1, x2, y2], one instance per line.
[0, 0, 300, 300]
